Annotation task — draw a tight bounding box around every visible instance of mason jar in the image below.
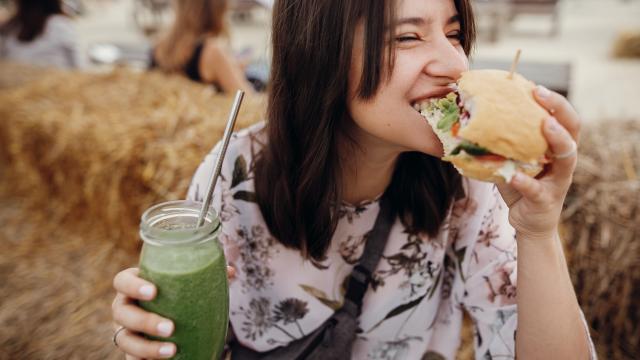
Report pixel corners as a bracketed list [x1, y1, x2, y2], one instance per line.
[138, 200, 229, 360]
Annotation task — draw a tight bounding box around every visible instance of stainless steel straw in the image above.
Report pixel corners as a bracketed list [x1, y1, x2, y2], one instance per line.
[196, 90, 245, 227]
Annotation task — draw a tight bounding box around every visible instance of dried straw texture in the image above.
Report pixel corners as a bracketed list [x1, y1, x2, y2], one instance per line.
[0, 61, 61, 90]
[0, 67, 265, 253]
[612, 30, 640, 59]
[561, 120, 640, 360]
[0, 195, 135, 359]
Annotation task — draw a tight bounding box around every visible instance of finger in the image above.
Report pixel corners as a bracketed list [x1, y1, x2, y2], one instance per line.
[227, 265, 236, 280]
[113, 301, 174, 338]
[125, 355, 142, 360]
[534, 85, 580, 141]
[113, 267, 157, 301]
[509, 172, 548, 205]
[116, 328, 176, 359]
[543, 116, 578, 180]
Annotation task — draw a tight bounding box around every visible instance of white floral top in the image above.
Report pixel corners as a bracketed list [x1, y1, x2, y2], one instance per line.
[187, 122, 595, 360]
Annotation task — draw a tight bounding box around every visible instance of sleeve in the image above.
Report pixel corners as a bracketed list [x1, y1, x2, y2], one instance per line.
[50, 16, 82, 68]
[454, 185, 597, 360]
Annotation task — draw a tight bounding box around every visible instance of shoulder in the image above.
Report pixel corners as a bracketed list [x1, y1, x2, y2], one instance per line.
[200, 37, 230, 63]
[199, 37, 230, 80]
[46, 15, 75, 31]
[188, 121, 267, 200]
[45, 15, 76, 40]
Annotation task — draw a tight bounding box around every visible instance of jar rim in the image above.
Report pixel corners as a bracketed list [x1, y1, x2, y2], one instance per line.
[139, 200, 221, 247]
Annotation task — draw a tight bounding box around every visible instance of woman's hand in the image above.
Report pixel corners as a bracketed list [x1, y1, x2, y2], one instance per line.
[111, 266, 236, 359]
[497, 85, 580, 240]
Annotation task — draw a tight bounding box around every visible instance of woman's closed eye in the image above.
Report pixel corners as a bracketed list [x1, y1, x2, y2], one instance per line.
[395, 33, 421, 43]
[446, 31, 464, 44]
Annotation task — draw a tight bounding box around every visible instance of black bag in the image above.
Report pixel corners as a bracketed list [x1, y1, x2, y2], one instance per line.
[229, 193, 396, 360]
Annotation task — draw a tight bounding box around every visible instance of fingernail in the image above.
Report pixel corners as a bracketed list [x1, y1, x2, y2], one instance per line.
[546, 117, 560, 132]
[536, 85, 551, 98]
[159, 344, 176, 358]
[139, 285, 155, 298]
[157, 321, 173, 337]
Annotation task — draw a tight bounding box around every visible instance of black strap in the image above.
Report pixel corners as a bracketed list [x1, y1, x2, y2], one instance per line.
[343, 192, 395, 312]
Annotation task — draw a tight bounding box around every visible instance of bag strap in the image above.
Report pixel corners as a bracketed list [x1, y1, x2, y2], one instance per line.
[343, 192, 395, 314]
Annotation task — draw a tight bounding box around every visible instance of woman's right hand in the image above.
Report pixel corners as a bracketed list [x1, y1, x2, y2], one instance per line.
[111, 266, 236, 359]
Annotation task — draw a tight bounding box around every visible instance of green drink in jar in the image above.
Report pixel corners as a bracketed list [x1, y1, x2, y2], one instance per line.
[138, 200, 229, 360]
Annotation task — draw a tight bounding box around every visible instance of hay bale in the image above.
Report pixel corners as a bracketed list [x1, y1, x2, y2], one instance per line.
[0, 67, 265, 252]
[562, 119, 640, 359]
[612, 30, 640, 59]
[0, 61, 61, 90]
[0, 195, 134, 359]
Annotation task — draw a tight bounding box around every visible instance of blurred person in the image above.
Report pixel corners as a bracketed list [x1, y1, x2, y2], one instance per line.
[0, 0, 81, 69]
[150, 0, 255, 94]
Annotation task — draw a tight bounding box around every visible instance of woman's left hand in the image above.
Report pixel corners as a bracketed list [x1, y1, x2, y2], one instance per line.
[497, 85, 580, 240]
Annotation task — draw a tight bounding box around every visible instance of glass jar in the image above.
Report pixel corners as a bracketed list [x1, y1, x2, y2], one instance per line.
[138, 200, 228, 360]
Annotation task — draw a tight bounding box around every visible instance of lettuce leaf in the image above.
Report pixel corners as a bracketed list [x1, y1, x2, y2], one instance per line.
[429, 92, 460, 132]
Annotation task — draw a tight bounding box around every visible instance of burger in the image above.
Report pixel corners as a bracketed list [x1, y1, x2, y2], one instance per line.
[420, 69, 550, 183]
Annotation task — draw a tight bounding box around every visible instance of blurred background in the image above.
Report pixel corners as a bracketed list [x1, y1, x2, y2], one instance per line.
[0, 0, 638, 359]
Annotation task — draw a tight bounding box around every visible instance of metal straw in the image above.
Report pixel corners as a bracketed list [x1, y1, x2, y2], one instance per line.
[196, 90, 245, 227]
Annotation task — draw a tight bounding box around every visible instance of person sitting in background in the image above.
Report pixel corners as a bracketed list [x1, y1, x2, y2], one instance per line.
[0, 0, 81, 69]
[150, 0, 255, 94]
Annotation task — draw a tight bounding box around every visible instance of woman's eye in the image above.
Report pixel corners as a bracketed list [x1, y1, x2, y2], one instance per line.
[447, 31, 464, 44]
[396, 35, 420, 43]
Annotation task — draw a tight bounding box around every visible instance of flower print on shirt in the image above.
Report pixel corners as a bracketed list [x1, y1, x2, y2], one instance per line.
[237, 225, 278, 292]
[372, 232, 440, 298]
[234, 297, 310, 345]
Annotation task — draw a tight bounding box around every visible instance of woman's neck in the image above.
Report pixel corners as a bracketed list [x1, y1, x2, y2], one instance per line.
[339, 126, 401, 206]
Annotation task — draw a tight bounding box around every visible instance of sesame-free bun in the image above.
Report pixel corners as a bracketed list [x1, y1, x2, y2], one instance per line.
[457, 69, 548, 164]
[448, 154, 543, 183]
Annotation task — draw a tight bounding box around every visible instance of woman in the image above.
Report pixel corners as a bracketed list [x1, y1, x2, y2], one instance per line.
[0, 0, 80, 69]
[112, 0, 595, 358]
[150, 0, 255, 94]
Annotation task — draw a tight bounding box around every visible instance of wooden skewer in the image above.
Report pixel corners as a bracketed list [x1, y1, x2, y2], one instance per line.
[508, 49, 522, 79]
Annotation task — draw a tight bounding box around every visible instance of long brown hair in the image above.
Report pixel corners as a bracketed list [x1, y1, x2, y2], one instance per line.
[255, 0, 476, 261]
[1, 0, 65, 42]
[154, 0, 229, 72]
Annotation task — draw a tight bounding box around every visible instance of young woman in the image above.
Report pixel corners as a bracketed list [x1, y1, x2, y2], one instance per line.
[150, 0, 254, 94]
[0, 0, 80, 69]
[112, 0, 595, 358]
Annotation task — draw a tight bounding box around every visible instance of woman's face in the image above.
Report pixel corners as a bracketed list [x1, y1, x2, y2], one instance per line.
[347, 0, 468, 157]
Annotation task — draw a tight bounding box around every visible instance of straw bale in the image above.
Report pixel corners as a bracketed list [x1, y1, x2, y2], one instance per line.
[562, 119, 640, 359]
[612, 30, 640, 59]
[0, 67, 265, 252]
[0, 61, 61, 90]
[0, 195, 133, 359]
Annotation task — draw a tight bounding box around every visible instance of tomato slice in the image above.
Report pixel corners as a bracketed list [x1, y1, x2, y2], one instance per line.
[476, 154, 506, 162]
[451, 122, 460, 137]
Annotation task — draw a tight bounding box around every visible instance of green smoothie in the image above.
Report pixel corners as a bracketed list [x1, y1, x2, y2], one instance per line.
[139, 241, 228, 360]
[137, 201, 229, 360]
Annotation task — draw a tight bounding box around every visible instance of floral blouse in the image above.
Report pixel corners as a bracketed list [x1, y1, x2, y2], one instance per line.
[187, 122, 595, 360]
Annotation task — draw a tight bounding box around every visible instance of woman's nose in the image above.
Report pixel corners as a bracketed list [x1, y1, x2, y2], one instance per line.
[422, 37, 468, 81]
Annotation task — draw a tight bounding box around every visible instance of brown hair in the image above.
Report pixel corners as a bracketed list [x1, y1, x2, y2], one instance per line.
[1, 0, 65, 42]
[255, 0, 476, 261]
[154, 0, 229, 72]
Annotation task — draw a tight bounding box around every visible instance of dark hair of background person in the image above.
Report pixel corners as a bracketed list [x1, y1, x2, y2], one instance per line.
[255, 0, 476, 262]
[1, 0, 65, 42]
